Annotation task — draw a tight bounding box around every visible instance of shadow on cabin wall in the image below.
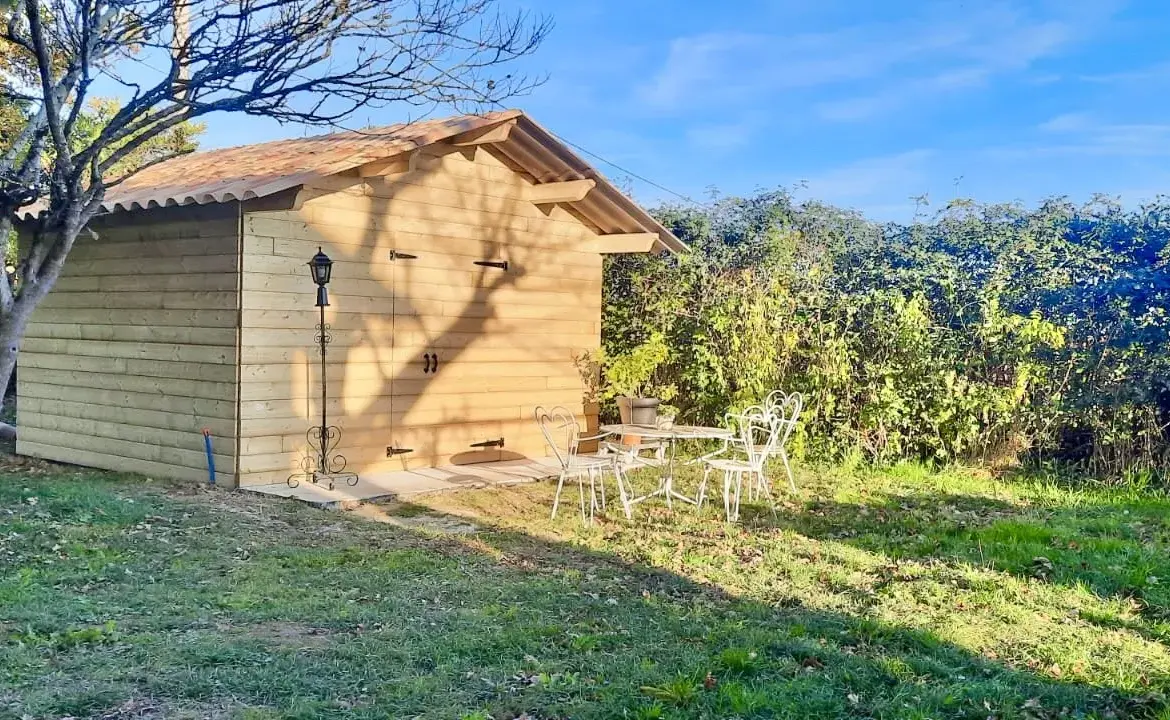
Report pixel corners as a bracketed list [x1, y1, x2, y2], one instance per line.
[249, 141, 601, 482]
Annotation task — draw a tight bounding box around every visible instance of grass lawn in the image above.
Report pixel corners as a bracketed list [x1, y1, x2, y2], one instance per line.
[3, 456, 1170, 719]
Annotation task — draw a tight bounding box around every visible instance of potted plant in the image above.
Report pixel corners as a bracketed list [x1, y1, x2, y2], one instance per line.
[600, 332, 675, 427]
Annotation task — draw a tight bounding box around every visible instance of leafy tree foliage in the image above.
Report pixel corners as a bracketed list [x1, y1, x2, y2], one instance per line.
[605, 191, 1170, 481]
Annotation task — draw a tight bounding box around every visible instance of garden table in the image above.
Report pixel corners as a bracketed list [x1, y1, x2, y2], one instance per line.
[600, 424, 733, 510]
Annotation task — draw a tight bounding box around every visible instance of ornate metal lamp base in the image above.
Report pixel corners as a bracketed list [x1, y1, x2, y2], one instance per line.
[287, 425, 359, 490]
[287, 470, 359, 491]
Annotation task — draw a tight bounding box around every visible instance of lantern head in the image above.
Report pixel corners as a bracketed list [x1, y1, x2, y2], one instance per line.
[308, 247, 333, 286]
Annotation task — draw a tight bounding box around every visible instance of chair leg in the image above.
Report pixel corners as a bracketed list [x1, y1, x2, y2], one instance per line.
[757, 469, 778, 517]
[697, 465, 711, 510]
[613, 464, 633, 520]
[587, 467, 594, 514]
[577, 473, 588, 525]
[598, 467, 607, 511]
[551, 470, 567, 520]
[733, 471, 743, 521]
[722, 470, 732, 521]
[780, 448, 797, 493]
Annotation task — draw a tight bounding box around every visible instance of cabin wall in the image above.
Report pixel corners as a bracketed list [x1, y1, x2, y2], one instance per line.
[16, 203, 241, 485]
[236, 146, 601, 487]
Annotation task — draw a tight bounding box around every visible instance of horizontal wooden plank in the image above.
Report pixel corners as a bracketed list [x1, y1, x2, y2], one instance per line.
[238, 402, 573, 439]
[259, 236, 602, 281]
[20, 353, 237, 382]
[239, 359, 580, 384]
[21, 413, 237, 456]
[24, 323, 237, 347]
[37, 290, 238, 311]
[239, 317, 596, 348]
[19, 397, 236, 437]
[318, 177, 599, 238]
[21, 338, 236, 365]
[242, 254, 602, 290]
[66, 235, 239, 261]
[17, 440, 235, 486]
[237, 372, 567, 403]
[301, 197, 529, 234]
[242, 306, 599, 334]
[19, 383, 235, 419]
[53, 254, 238, 278]
[52, 272, 239, 294]
[239, 418, 558, 474]
[20, 367, 235, 402]
[28, 308, 239, 328]
[279, 205, 596, 253]
[236, 340, 595, 365]
[18, 427, 230, 474]
[237, 389, 584, 424]
[85, 203, 238, 233]
[240, 289, 599, 318]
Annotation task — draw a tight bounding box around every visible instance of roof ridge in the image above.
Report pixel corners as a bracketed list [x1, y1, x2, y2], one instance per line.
[186, 108, 521, 158]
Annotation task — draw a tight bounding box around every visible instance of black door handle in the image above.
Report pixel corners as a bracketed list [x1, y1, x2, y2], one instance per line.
[431, 353, 439, 372]
[423, 353, 433, 374]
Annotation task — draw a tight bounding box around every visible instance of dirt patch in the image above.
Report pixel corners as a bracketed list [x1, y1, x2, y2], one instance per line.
[230, 621, 335, 649]
[350, 502, 481, 534]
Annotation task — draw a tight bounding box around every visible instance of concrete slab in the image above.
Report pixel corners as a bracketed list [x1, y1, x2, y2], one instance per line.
[242, 456, 562, 509]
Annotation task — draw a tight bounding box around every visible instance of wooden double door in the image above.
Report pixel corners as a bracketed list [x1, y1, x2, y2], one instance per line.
[380, 232, 591, 470]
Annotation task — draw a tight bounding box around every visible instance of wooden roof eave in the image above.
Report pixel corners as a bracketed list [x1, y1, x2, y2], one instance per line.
[485, 116, 687, 256]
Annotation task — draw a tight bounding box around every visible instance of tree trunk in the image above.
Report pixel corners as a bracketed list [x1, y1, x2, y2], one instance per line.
[0, 267, 63, 442]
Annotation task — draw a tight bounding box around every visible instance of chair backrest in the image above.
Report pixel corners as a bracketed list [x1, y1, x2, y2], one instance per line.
[534, 405, 581, 470]
[729, 411, 781, 472]
[767, 391, 803, 446]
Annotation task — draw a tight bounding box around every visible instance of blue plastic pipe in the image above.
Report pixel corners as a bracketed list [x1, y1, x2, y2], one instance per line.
[202, 428, 216, 485]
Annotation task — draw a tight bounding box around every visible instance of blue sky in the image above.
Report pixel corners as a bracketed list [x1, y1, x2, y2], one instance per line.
[188, 0, 1170, 221]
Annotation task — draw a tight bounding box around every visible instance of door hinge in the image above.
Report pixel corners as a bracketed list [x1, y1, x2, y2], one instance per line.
[390, 250, 418, 260]
[470, 437, 505, 449]
[386, 446, 414, 457]
[473, 260, 509, 271]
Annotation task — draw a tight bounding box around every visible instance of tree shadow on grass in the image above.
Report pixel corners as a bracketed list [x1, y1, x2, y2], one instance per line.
[1, 475, 1167, 719]
[747, 488, 1170, 629]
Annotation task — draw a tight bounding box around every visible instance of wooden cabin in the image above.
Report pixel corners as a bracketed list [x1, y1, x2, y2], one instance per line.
[15, 110, 684, 488]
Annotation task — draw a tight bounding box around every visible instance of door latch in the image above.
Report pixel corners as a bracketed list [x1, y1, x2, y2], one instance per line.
[470, 438, 505, 449]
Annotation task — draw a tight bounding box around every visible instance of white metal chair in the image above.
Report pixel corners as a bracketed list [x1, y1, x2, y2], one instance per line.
[535, 406, 629, 524]
[697, 411, 782, 521]
[761, 391, 803, 495]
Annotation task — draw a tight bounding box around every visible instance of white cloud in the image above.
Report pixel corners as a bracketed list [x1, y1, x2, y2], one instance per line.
[1079, 61, 1170, 85]
[1038, 112, 1094, 132]
[639, 1, 1117, 121]
[989, 114, 1170, 159]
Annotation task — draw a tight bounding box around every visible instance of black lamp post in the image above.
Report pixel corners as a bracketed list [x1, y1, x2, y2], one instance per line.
[288, 247, 358, 490]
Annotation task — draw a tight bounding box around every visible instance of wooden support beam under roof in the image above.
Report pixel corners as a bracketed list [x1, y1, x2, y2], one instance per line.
[357, 156, 410, 177]
[592, 232, 659, 254]
[449, 118, 517, 147]
[526, 179, 596, 204]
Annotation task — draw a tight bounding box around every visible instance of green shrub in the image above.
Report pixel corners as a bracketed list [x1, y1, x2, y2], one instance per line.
[601, 191, 1170, 483]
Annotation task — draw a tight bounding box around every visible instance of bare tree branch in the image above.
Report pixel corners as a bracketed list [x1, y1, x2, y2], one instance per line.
[0, 0, 551, 434]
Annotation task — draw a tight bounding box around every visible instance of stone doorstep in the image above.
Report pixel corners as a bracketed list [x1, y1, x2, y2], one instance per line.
[241, 456, 563, 510]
